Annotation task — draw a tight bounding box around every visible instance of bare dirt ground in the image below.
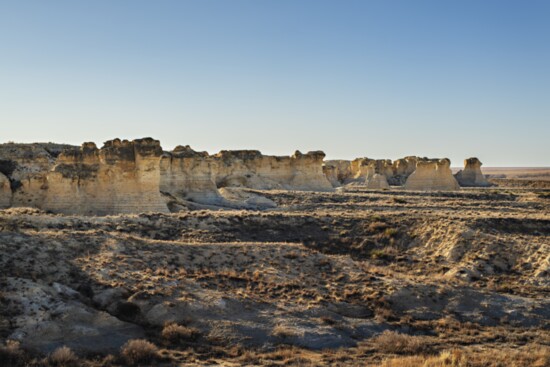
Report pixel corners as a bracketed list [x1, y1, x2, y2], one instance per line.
[0, 178, 549, 366]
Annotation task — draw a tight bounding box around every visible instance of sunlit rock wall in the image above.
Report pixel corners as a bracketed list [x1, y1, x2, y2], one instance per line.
[404, 158, 460, 191]
[159, 145, 223, 205]
[455, 157, 490, 187]
[42, 138, 169, 215]
[212, 150, 333, 191]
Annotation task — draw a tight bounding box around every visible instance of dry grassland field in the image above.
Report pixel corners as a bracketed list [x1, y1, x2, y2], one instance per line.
[1, 167, 549, 366]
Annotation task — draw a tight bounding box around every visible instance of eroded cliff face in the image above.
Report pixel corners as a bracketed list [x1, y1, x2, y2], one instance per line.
[212, 150, 333, 191]
[390, 156, 418, 185]
[324, 156, 462, 190]
[0, 139, 480, 214]
[0, 172, 11, 208]
[42, 138, 169, 215]
[0, 143, 75, 208]
[455, 158, 490, 187]
[159, 145, 223, 206]
[365, 173, 390, 189]
[404, 158, 460, 191]
[323, 160, 352, 187]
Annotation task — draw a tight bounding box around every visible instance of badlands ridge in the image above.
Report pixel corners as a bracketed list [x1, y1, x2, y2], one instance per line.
[0, 138, 488, 215]
[0, 138, 548, 366]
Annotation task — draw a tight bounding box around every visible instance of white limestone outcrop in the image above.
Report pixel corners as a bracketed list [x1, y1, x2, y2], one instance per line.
[365, 173, 390, 189]
[404, 158, 460, 191]
[323, 160, 352, 187]
[213, 150, 333, 192]
[455, 158, 490, 187]
[42, 138, 170, 215]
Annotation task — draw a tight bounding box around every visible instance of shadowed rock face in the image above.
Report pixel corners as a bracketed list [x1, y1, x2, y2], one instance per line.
[404, 158, 460, 191]
[390, 156, 418, 185]
[332, 157, 434, 188]
[0, 172, 11, 208]
[323, 160, 352, 187]
[160, 147, 222, 206]
[160, 148, 332, 208]
[0, 143, 76, 208]
[42, 138, 169, 215]
[455, 157, 490, 187]
[350, 158, 393, 182]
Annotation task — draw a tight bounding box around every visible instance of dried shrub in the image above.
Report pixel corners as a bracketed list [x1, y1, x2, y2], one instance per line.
[48, 346, 79, 367]
[0, 340, 24, 366]
[271, 324, 301, 339]
[161, 322, 201, 343]
[372, 330, 428, 355]
[120, 339, 159, 365]
[384, 228, 399, 238]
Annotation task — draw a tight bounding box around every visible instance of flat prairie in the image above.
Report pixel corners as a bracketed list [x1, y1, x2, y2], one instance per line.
[0, 178, 549, 366]
[451, 166, 550, 180]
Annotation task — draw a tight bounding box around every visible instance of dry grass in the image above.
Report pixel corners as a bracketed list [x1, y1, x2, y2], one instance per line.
[48, 346, 79, 367]
[379, 345, 550, 367]
[271, 324, 302, 339]
[161, 322, 201, 344]
[0, 183, 549, 366]
[120, 339, 160, 366]
[372, 331, 429, 355]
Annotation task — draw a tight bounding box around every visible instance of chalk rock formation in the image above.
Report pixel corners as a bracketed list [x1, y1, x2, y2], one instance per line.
[404, 158, 460, 191]
[365, 173, 390, 189]
[0, 143, 74, 208]
[455, 157, 490, 187]
[213, 150, 333, 191]
[350, 158, 373, 182]
[323, 160, 352, 187]
[0, 172, 11, 208]
[287, 151, 333, 191]
[160, 145, 222, 206]
[42, 138, 169, 215]
[390, 156, 418, 185]
[350, 158, 393, 182]
[4, 277, 144, 353]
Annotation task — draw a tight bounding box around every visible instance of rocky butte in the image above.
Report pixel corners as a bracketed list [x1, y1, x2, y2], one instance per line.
[43, 138, 169, 215]
[324, 156, 462, 191]
[455, 157, 491, 187]
[0, 138, 332, 214]
[0, 137, 489, 215]
[403, 158, 460, 191]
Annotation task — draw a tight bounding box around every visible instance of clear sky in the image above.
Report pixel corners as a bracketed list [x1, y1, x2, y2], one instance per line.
[1, 1, 548, 166]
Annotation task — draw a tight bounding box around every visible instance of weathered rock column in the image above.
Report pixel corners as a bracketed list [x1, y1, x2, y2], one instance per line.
[455, 157, 490, 187]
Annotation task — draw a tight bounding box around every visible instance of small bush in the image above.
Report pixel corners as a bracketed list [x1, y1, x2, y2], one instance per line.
[161, 322, 201, 343]
[120, 339, 159, 365]
[0, 340, 24, 366]
[48, 346, 79, 367]
[370, 247, 398, 261]
[384, 228, 399, 238]
[368, 221, 388, 232]
[372, 330, 428, 355]
[392, 197, 407, 204]
[271, 324, 301, 339]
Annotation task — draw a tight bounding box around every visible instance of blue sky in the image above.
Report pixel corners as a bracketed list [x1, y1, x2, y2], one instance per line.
[0, 1, 548, 166]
